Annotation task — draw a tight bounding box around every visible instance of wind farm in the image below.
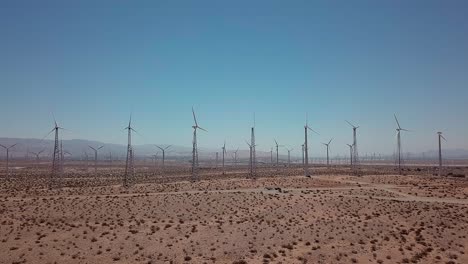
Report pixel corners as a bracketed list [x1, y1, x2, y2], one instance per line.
[1, 111, 466, 264]
[1, 2, 468, 264]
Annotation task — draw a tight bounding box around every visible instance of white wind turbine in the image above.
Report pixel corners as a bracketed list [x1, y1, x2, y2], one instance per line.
[394, 114, 410, 175]
[191, 107, 207, 181]
[304, 114, 319, 177]
[0, 143, 17, 179]
[322, 138, 333, 168]
[88, 145, 104, 173]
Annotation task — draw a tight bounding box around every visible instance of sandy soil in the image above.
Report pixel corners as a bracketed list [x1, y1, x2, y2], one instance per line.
[1, 167, 468, 264]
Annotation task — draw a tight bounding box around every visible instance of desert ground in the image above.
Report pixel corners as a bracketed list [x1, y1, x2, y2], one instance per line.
[1, 162, 467, 264]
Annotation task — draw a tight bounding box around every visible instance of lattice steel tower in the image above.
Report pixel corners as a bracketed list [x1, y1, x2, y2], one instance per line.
[50, 120, 62, 189]
[124, 116, 135, 187]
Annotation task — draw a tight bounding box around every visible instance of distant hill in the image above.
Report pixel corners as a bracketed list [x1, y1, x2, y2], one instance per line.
[3, 137, 467, 161]
[0, 137, 272, 161]
[422, 149, 468, 159]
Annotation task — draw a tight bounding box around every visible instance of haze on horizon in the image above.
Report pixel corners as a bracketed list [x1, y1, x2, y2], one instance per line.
[1, 1, 467, 158]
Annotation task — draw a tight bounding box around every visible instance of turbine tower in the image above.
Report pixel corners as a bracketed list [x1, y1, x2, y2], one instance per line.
[250, 127, 256, 177]
[270, 148, 273, 164]
[346, 144, 353, 168]
[191, 107, 207, 181]
[322, 138, 333, 168]
[437, 132, 446, 177]
[88, 145, 104, 173]
[83, 151, 89, 174]
[304, 114, 319, 177]
[221, 141, 227, 175]
[247, 113, 257, 177]
[232, 147, 239, 167]
[152, 152, 159, 172]
[301, 143, 305, 166]
[285, 147, 294, 167]
[60, 140, 64, 173]
[0, 143, 17, 179]
[30, 149, 45, 167]
[394, 114, 409, 175]
[156, 145, 172, 172]
[246, 141, 255, 178]
[44, 116, 65, 189]
[274, 139, 284, 168]
[346, 120, 359, 169]
[124, 115, 137, 187]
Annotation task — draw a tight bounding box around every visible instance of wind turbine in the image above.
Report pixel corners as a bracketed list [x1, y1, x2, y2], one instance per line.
[346, 144, 353, 168]
[124, 114, 137, 187]
[285, 147, 294, 167]
[88, 145, 104, 173]
[345, 120, 359, 169]
[270, 147, 273, 164]
[437, 132, 447, 177]
[221, 141, 227, 175]
[30, 149, 45, 167]
[152, 152, 159, 173]
[246, 140, 256, 178]
[301, 143, 305, 166]
[83, 151, 89, 174]
[274, 139, 284, 168]
[394, 114, 410, 175]
[232, 147, 239, 167]
[322, 138, 333, 168]
[156, 145, 171, 171]
[191, 107, 207, 181]
[0, 143, 17, 179]
[304, 114, 319, 177]
[43, 115, 66, 188]
[251, 113, 256, 176]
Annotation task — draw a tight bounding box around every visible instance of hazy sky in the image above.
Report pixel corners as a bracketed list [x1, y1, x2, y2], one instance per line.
[1, 0, 467, 157]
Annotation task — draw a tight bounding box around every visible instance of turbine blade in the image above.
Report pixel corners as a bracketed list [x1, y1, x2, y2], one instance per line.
[9, 143, 18, 149]
[0, 144, 6, 149]
[192, 107, 198, 127]
[329, 138, 333, 145]
[394, 114, 401, 129]
[307, 126, 320, 135]
[98, 145, 104, 150]
[165, 145, 172, 150]
[441, 135, 447, 141]
[345, 120, 355, 128]
[198, 126, 207, 132]
[41, 128, 56, 141]
[131, 128, 140, 134]
[88, 146, 96, 151]
[52, 112, 58, 128]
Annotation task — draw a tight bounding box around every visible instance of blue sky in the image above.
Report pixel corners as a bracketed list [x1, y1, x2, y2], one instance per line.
[1, 0, 467, 157]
